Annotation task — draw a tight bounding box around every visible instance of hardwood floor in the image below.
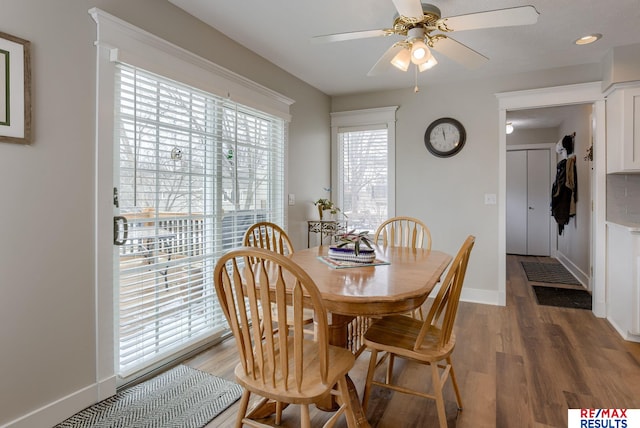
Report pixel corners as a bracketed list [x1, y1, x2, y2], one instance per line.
[184, 255, 640, 427]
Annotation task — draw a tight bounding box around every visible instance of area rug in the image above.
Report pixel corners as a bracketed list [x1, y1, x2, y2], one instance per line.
[521, 261, 581, 285]
[532, 285, 592, 310]
[55, 365, 242, 428]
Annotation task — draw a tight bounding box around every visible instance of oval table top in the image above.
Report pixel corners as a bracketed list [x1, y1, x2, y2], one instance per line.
[289, 245, 452, 317]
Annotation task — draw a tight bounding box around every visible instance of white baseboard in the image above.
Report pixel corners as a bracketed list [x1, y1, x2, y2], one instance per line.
[607, 317, 640, 343]
[461, 287, 502, 306]
[555, 251, 588, 288]
[1, 376, 116, 428]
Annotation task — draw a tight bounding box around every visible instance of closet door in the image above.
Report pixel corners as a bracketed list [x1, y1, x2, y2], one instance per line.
[526, 150, 550, 256]
[506, 149, 551, 256]
[506, 151, 528, 254]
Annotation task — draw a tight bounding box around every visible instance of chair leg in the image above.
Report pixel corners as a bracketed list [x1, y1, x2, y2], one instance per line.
[300, 404, 311, 428]
[337, 375, 358, 428]
[236, 389, 251, 428]
[275, 400, 284, 425]
[386, 353, 395, 384]
[447, 356, 463, 410]
[361, 348, 379, 413]
[430, 362, 448, 428]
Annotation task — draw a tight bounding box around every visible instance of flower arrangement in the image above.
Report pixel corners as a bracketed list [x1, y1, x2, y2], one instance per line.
[334, 230, 373, 256]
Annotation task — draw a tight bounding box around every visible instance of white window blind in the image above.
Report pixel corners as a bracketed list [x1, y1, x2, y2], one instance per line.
[336, 126, 390, 232]
[115, 63, 285, 377]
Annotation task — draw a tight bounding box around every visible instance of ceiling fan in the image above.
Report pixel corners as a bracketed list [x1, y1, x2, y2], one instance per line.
[312, 0, 539, 77]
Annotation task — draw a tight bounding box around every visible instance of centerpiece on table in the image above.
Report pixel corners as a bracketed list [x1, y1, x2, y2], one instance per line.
[328, 230, 376, 263]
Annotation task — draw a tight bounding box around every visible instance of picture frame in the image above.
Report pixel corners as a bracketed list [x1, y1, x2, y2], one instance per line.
[0, 31, 31, 144]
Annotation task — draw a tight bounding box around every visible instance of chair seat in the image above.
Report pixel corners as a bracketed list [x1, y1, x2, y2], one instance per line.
[272, 305, 315, 326]
[235, 338, 355, 405]
[363, 314, 456, 362]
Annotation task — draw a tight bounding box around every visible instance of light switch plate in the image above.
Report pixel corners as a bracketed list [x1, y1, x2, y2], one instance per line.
[288, 193, 295, 206]
[484, 193, 497, 205]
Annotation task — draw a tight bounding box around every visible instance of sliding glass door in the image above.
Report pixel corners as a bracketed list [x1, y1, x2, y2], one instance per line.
[113, 64, 285, 382]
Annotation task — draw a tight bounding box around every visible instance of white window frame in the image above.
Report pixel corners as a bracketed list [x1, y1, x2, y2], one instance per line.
[91, 8, 293, 397]
[330, 107, 398, 231]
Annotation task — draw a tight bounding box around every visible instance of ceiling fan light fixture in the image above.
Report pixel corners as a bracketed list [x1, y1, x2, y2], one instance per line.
[391, 48, 411, 71]
[410, 40, 431, 64]
[418, 56, 438, 72]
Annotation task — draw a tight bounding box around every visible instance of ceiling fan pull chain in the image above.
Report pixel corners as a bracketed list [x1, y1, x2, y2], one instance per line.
[414, 65, 419, 93]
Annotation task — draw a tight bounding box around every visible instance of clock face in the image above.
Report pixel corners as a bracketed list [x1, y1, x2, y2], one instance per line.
[424, 118, 466, 158]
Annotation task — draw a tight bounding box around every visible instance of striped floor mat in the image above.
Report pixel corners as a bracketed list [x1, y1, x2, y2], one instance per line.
[532, 285, 592, 310]
[55, 365, 241, 428]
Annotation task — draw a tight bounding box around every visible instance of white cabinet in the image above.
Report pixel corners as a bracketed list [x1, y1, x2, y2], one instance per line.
[606, 222, 640, 342]
[606, 83, 640, 173]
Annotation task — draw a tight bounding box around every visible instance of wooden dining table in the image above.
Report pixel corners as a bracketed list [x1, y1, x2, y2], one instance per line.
[290, 245, 451, 345]
[286, 244, 453, 427]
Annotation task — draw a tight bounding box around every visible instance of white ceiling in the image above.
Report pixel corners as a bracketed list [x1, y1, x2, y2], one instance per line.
[168, 0, 640, 97]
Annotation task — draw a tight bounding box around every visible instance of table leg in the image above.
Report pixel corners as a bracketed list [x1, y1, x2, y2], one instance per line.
[316, 313, 371, 428]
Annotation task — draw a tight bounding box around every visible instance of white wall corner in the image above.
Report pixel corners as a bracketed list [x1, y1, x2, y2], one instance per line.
[461, 287, 503, 306]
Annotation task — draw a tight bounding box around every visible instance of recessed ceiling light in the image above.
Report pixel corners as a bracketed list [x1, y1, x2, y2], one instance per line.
[574, 33, 602, 45]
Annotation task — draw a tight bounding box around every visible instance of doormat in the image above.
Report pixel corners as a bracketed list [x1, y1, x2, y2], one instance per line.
[532, 285, 592, 310]
[521, 261, 581, 285]
[55, 365, 242, 428]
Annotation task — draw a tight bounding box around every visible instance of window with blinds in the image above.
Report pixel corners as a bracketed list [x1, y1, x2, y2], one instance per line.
[336, 126, 390, 232]
[115, 64, 285, 377]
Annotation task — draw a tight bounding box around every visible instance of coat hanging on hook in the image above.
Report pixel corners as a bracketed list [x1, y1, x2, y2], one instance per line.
[551, 133, 577, 235]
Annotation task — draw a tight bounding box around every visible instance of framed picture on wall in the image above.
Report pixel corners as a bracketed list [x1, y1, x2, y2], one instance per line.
[0, 31, 31, 144]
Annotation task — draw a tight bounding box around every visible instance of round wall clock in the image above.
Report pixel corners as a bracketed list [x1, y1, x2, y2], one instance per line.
[424, 117, 466, 158]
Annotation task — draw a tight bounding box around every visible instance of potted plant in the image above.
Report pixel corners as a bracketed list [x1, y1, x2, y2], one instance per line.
[314, 198, 341, 220]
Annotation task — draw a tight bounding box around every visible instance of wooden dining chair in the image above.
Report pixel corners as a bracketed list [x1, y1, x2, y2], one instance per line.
[361, 235, 475, 428]
[373, 216, 432, 250]
[243, 222, 315, 336]
[243, 222, 294, 257]
[214, 247, 358, 428]
[374, 216, 432, 319]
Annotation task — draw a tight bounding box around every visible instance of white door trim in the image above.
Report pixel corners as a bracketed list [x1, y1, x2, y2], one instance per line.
[496, 82, 606, 317]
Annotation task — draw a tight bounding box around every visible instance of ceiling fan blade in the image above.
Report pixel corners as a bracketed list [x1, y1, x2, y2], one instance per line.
[431, 36, 488, 69]
[311, 29, 389, 44]
[367, 44, 405, 76]
[438, 5, 539, 32]
[391, 0, 424, 19]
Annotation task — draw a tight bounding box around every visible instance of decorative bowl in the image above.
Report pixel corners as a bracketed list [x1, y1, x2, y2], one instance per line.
[328, 245, 376, 263]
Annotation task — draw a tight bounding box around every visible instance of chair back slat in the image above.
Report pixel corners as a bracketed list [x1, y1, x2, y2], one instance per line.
[213, 247, 330, 394]
[243, 222, 294, 256]
[374, 216, 432, 250]
[255, 263, 275, 385]
[415, 235, 475, 350]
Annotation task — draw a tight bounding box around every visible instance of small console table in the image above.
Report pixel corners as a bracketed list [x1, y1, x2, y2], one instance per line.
[307, 220, 347, 247]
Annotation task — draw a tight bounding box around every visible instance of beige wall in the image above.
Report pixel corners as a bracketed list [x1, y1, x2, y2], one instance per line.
[507, 127, 559, 146]
[331, 64, 601, 300]
[555, 104, 593, 279]
[0, 1, 329, 426]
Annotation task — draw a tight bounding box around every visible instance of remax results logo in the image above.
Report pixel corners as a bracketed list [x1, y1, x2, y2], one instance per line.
[568, 409, 640, 427]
